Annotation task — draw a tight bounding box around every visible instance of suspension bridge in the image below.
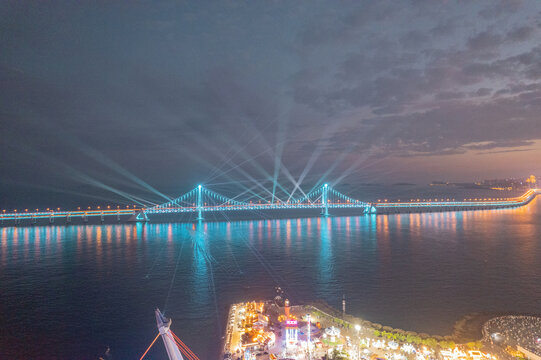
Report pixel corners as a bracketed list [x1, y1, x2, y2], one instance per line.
[1, 184, 539, 226]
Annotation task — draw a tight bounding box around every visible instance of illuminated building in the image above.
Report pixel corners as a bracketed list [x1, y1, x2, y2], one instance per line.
[526, 175, 537, 188]
[286, 319, 298, 348]
[252, 314, 268, 331]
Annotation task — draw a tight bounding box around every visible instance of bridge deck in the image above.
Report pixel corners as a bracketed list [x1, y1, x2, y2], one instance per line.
[1, 189, 539, 226]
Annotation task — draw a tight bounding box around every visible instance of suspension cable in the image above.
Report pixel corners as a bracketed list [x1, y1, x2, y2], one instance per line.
[171, 331, 201, 360]
[166, 332, 197, 360]
[138, 333, 160, 360]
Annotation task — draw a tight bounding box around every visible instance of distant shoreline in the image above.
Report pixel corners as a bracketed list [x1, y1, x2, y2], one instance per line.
[302, 299, 541, 343]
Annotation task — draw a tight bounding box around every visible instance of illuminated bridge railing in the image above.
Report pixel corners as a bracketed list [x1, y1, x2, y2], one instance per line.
[374, 189, 539, 211]
[146, 202, 370, 214]
[0, 209, 137, 222]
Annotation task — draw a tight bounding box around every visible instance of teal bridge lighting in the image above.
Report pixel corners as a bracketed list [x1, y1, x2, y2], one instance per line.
[0, 187, 539, 226]
[145, 183, 375, 218]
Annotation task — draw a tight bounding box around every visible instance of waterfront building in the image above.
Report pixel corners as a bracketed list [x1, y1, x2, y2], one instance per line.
[285, 319, 298, 348]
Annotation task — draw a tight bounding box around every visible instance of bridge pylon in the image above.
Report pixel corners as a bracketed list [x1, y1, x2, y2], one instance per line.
[321, 183, 329, 217]
[196, 184, 204, 221]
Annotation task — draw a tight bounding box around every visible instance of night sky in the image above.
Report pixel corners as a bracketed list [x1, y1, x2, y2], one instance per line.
[1, 1, 541, 209]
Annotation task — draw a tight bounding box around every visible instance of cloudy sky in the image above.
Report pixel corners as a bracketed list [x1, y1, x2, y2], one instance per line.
[1, 1, 541, 207]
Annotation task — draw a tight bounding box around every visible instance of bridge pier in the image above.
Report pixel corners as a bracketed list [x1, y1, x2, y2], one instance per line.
[128, 210, 149, 223]
[365, 205, 377, 215]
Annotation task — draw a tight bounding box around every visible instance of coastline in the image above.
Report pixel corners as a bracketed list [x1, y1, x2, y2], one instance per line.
[302, 300, 541, 343]
[452, 311, 541, 343]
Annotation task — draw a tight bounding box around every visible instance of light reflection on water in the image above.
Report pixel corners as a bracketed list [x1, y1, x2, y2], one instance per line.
[0, 198, 540, 359]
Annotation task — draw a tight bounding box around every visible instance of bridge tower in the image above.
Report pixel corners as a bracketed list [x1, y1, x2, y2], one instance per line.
[196, 185, 204, 221]
[322, 183, 329, 217]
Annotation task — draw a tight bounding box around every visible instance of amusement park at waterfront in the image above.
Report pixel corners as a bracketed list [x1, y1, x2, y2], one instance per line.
[222, 297, 541, 360]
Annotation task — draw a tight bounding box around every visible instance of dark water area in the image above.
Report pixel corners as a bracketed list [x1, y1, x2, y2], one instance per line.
[1, 189, 540, 359]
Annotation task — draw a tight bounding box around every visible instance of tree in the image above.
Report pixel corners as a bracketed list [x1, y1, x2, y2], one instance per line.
[439, 340, 456, 349]
[466, 341, 483, 350]
[330, 349, 351, 360]
[425, 338, 438, 348]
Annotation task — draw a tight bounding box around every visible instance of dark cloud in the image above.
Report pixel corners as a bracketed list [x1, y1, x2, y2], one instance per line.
[1, 0, 541, 207]
[478, 0, 522, 20]
[506, 26, 535, 42]
[431, 18, 457, 37]
[434, 91, 466, 100]
[475, 88, 492, 97]
[322, 94, 541, 157]
[400, 30, 430, 49]
[467, 32, 503, 51]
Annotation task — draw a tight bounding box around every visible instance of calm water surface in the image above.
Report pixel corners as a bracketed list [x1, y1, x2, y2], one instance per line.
[1, 197, 541, 359]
